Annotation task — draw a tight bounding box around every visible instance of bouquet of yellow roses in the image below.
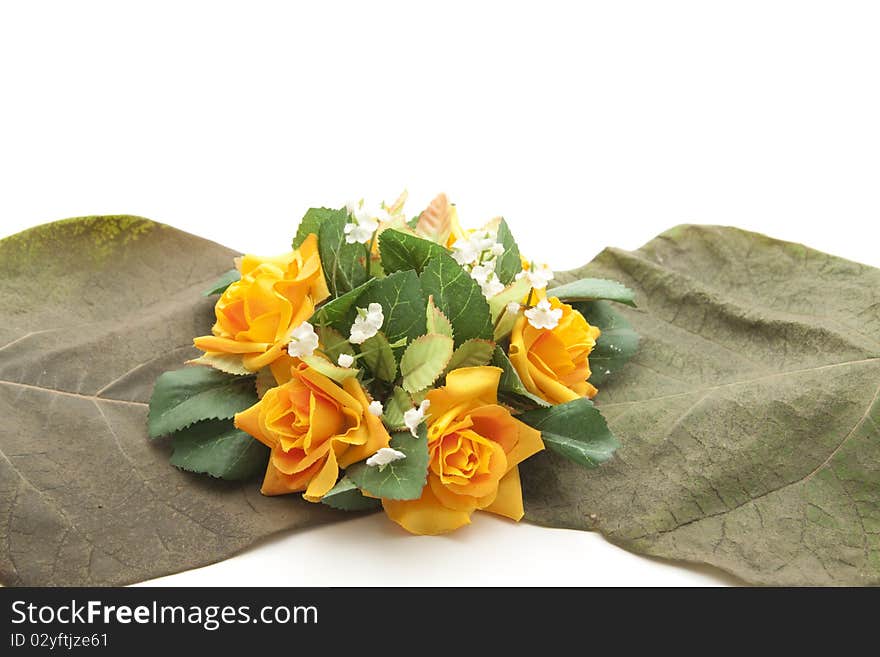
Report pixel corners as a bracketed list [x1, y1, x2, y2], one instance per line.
[147, 193, 638, 534]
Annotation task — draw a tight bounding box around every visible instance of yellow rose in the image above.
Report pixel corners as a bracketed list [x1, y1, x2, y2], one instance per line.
[234, 362, 390, 501]
[193, 234, 329, 375]
[509, 296, 601, 404]
[383, 367, 544, 535]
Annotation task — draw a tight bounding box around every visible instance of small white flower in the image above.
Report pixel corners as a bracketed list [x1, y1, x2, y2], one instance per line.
[366, 446, 406, 470]
[403, 399, 430, 438]
[368, 400, 384, 416]
[470, 264, 503, 299]
[364, 302, 384, 327]
[349, 303, 385, 344]
[479, 276, 505, 299]
[474, 232, 497, 252]
[469, 263, 495, 285]
[524, 299, 563, 330]
[516, 264, 555, 290]
[337, 353, 355, 368]
[286, 321, 319, 358]
[506, 301, 521, 315]
[343, 200, 382, 244]
[490, 243, 505, 257]
[344, 222, 376, 245]
[452, 239, 481, 266]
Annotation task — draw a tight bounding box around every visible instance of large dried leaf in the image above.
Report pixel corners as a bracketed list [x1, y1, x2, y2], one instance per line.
[0, 217, 339, 586]
[522, 224, 880, 586]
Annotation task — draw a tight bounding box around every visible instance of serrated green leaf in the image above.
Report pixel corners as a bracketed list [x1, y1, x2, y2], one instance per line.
[293, 207, 336, 249]
[356, 270, 427, 350]
[548, 277, 636, 307]
[379, 228, 449, 275]
[317, 207, 369, 296]
[573, 300, 639, 386]
[148, 367, 258, 438]
[420, 252, 493, 347]
[321, 477, 382, 511]
[187, 352, 252, 376]
[360, 331, 397, 382]
[446, 339, 495, 372]
[300, 355, 359, 383]
[316, 325, 355, 363]
[381, 386, 412, 431]
[426, 295, 454, 339]
[169, 419, 269, 480]
[488, 276, 530, 323]
[346, 426, 429, 500]
[400, 334, 454, 392]
[490, 346, 550, 408]
[518, 399, 619, 468]
[255, 367, 276, 399]
[311, 279, 375, 329]
[494, 218, 522, 285]
[203, 269, 240, 296]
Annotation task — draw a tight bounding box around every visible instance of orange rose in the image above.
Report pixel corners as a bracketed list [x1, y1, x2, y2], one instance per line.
[509, 296, 601, 404]
[193, 234, 329, 375]
[234, 362, 390, 501]
[383, 367, 544, 535]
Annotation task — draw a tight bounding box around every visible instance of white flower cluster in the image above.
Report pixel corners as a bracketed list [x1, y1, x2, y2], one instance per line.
[515, 263, 554, 290]
[403, 399, 430, 437]
[349, 302, 384, 344]
[366, 446, 406, 470]
[524, 298, 563, 330]
[451, 229, 507, 299]
[286, 321, 319, 358]
[344, 200, 389, 245]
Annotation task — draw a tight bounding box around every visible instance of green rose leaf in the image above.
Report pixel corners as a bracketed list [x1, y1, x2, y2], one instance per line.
[317, 207, 369, 296]
[316, 325, 355, 363]
[187, 353, 252, 376]
[293, 207, 337, 249]
[420, 252, 493, 347]
[169, 419, 269, 480]
[382, 386, 413, 431]
[491, 346, 550, 408]
[518, 399, 619, 468]
[347, 426, 429, 500]
[547, 277, 636, 307]
[299, 355, 359, 383]
[446, 339, 495, 372]
[255, 367, 276, 399]
[311, 279, 375, 329]
[379, 228, 448, 275]
[494, 218, 522, 285]
[202, 269, 240, 296]
[426, 295, 454, 339]
[488, 277, 530, 323]
[357, 270, 427, 349]
[573, 300, 639, 386]
[400, 334, 454, 393]
[360, 331, 397, 382]
[148, 367, 258, 438]
[321, 477, 382, 511]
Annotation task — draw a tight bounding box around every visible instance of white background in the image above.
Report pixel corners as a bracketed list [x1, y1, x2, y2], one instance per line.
[1, 1, 878, 586]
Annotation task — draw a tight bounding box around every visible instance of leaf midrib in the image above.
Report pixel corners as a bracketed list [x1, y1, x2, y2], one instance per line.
[0, 379, 147, 407]
[598, 356, 880, 409]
